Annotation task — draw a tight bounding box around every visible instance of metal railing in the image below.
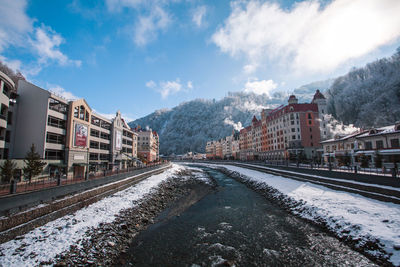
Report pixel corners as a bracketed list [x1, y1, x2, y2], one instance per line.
[0, 161, 166, 197]
[176, 159, 399, 178]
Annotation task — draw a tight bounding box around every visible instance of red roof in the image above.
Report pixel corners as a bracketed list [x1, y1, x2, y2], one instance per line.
[312, 90, 325, 101]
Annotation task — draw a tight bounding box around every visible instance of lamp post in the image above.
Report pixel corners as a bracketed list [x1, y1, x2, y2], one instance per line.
[85, 147, 89, 180]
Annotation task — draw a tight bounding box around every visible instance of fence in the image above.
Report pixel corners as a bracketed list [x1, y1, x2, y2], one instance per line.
[0, 162, 164, 197]
[177, 159, 400, 179]
[262, 160, 399, 178]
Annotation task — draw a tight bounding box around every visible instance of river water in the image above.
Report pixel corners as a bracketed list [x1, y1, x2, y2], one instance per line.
[124, 167, 374, 266]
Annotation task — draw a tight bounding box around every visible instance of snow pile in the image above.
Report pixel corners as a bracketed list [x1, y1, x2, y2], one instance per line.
[175, 165, 213, 185]
[219, 165, 400, 265]
[0, 164, 183, 267]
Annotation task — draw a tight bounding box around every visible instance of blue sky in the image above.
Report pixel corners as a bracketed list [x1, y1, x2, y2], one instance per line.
[1, 0, 400, 121]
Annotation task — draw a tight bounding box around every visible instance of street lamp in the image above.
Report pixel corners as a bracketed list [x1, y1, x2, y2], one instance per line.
[85, 147, 89, 180]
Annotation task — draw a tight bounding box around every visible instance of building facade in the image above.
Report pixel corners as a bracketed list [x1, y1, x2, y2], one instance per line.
[0, 78, 145, 180]
[0, 71, 17, 160]
[322, 123, 400, 168]
[136, 129, 159, 163]
[206, 90, 329, 162]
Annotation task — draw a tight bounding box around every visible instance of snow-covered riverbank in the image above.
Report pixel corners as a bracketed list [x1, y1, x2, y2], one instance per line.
[211, 164, 400, 265]
[0, 164, 186, 266]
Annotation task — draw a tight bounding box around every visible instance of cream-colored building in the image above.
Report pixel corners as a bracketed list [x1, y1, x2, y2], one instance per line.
[0, 71, 17, 160]
[136, 128, 159, 163]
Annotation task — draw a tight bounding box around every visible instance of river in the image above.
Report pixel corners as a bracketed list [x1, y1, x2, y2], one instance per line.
[124, 166, 374, 266]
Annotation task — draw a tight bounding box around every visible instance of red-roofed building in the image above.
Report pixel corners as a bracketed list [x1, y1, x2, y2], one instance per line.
[240, 90, 327, 162]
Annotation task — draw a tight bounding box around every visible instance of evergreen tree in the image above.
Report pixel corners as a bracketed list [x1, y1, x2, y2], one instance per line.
[0, 159, 16, 183]
[23, 144, 46, 182]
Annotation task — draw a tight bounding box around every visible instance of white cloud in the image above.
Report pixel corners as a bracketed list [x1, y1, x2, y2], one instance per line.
[30, 26, 81, 67]
[224, 117, 243, 131]
[212, 0, 400, 74]
[0, 0, 32, 52]
[146, 80, 156, 88]
[93, 110, 135, 123]
[242, 101, 268, 112]
[48, 84, 79, 101]
[146, 78, 193, 99]
[134, 6, 171, 46]
[0, 0, 81, 75]
[192, 5, 207, 27]
[243, 79, 277, 96]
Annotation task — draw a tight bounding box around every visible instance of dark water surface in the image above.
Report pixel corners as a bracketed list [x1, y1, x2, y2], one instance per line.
[125, 167, 374, 267]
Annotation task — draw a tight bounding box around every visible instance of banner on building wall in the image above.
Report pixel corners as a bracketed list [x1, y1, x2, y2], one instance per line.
[75, 123, 88, 147]
[115, 130, 122, 150]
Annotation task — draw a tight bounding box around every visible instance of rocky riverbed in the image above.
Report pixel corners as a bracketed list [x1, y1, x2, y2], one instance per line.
[216, 167, 391, 266]
[52, 168, 215, 266]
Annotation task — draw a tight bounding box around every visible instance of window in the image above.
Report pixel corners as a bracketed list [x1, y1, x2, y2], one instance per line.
[48, 116, 66, 129]
[90, 153, 98, 160]
[310, 135, 313, 139]
[91, 116, 101, 126]
[46, 133, 65, 144]
[101, 122, 111, 130]
[45, 149, 64, 160]
[0, 104, 8, 119]
[100, 132, 110, 140]
[79, 106, 85, 120]
[309, 127, 312, 132]
[49, 98, 68, 114]
[390, 139, 399, 148]
[5, 130, 11, 142]
[100, 154, 109, 161]
[90, 129, 100, 138]
[100, 142, 109, 150]
[365, 141, 372, 150]
[90, 140, 99, 149]
[291, 128, 295, 132]
[7, 111, 12, 124]
[292, 135, 296, 140]
[2, 84, 10, 97]
[376, 140, 384, 149]
[74, 106, 79, 118]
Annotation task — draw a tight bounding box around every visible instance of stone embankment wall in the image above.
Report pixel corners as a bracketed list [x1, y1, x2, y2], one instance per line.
[0, 164, 171, 243]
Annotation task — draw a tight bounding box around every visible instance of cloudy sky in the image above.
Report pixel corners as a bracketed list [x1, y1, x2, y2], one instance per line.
[1, 0, 400, 121]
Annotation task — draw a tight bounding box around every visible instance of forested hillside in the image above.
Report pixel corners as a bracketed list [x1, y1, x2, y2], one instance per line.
[327, 49, 400, 127]
[129, 82, 331, 155]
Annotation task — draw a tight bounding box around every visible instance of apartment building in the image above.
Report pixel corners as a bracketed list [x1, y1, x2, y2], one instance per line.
[136, 128, 159, 163]
[11, 80, 69, 177]
[231, 131, 240, 159]
[321, 123, 400, 167]
[0, 71, 17, 160]
[205, 140, 216, 159]
[0, 78, 142, 180]
[260, 93, 323, 161]
[111, 111, 138, 170]
[206, 90, 327, 162]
